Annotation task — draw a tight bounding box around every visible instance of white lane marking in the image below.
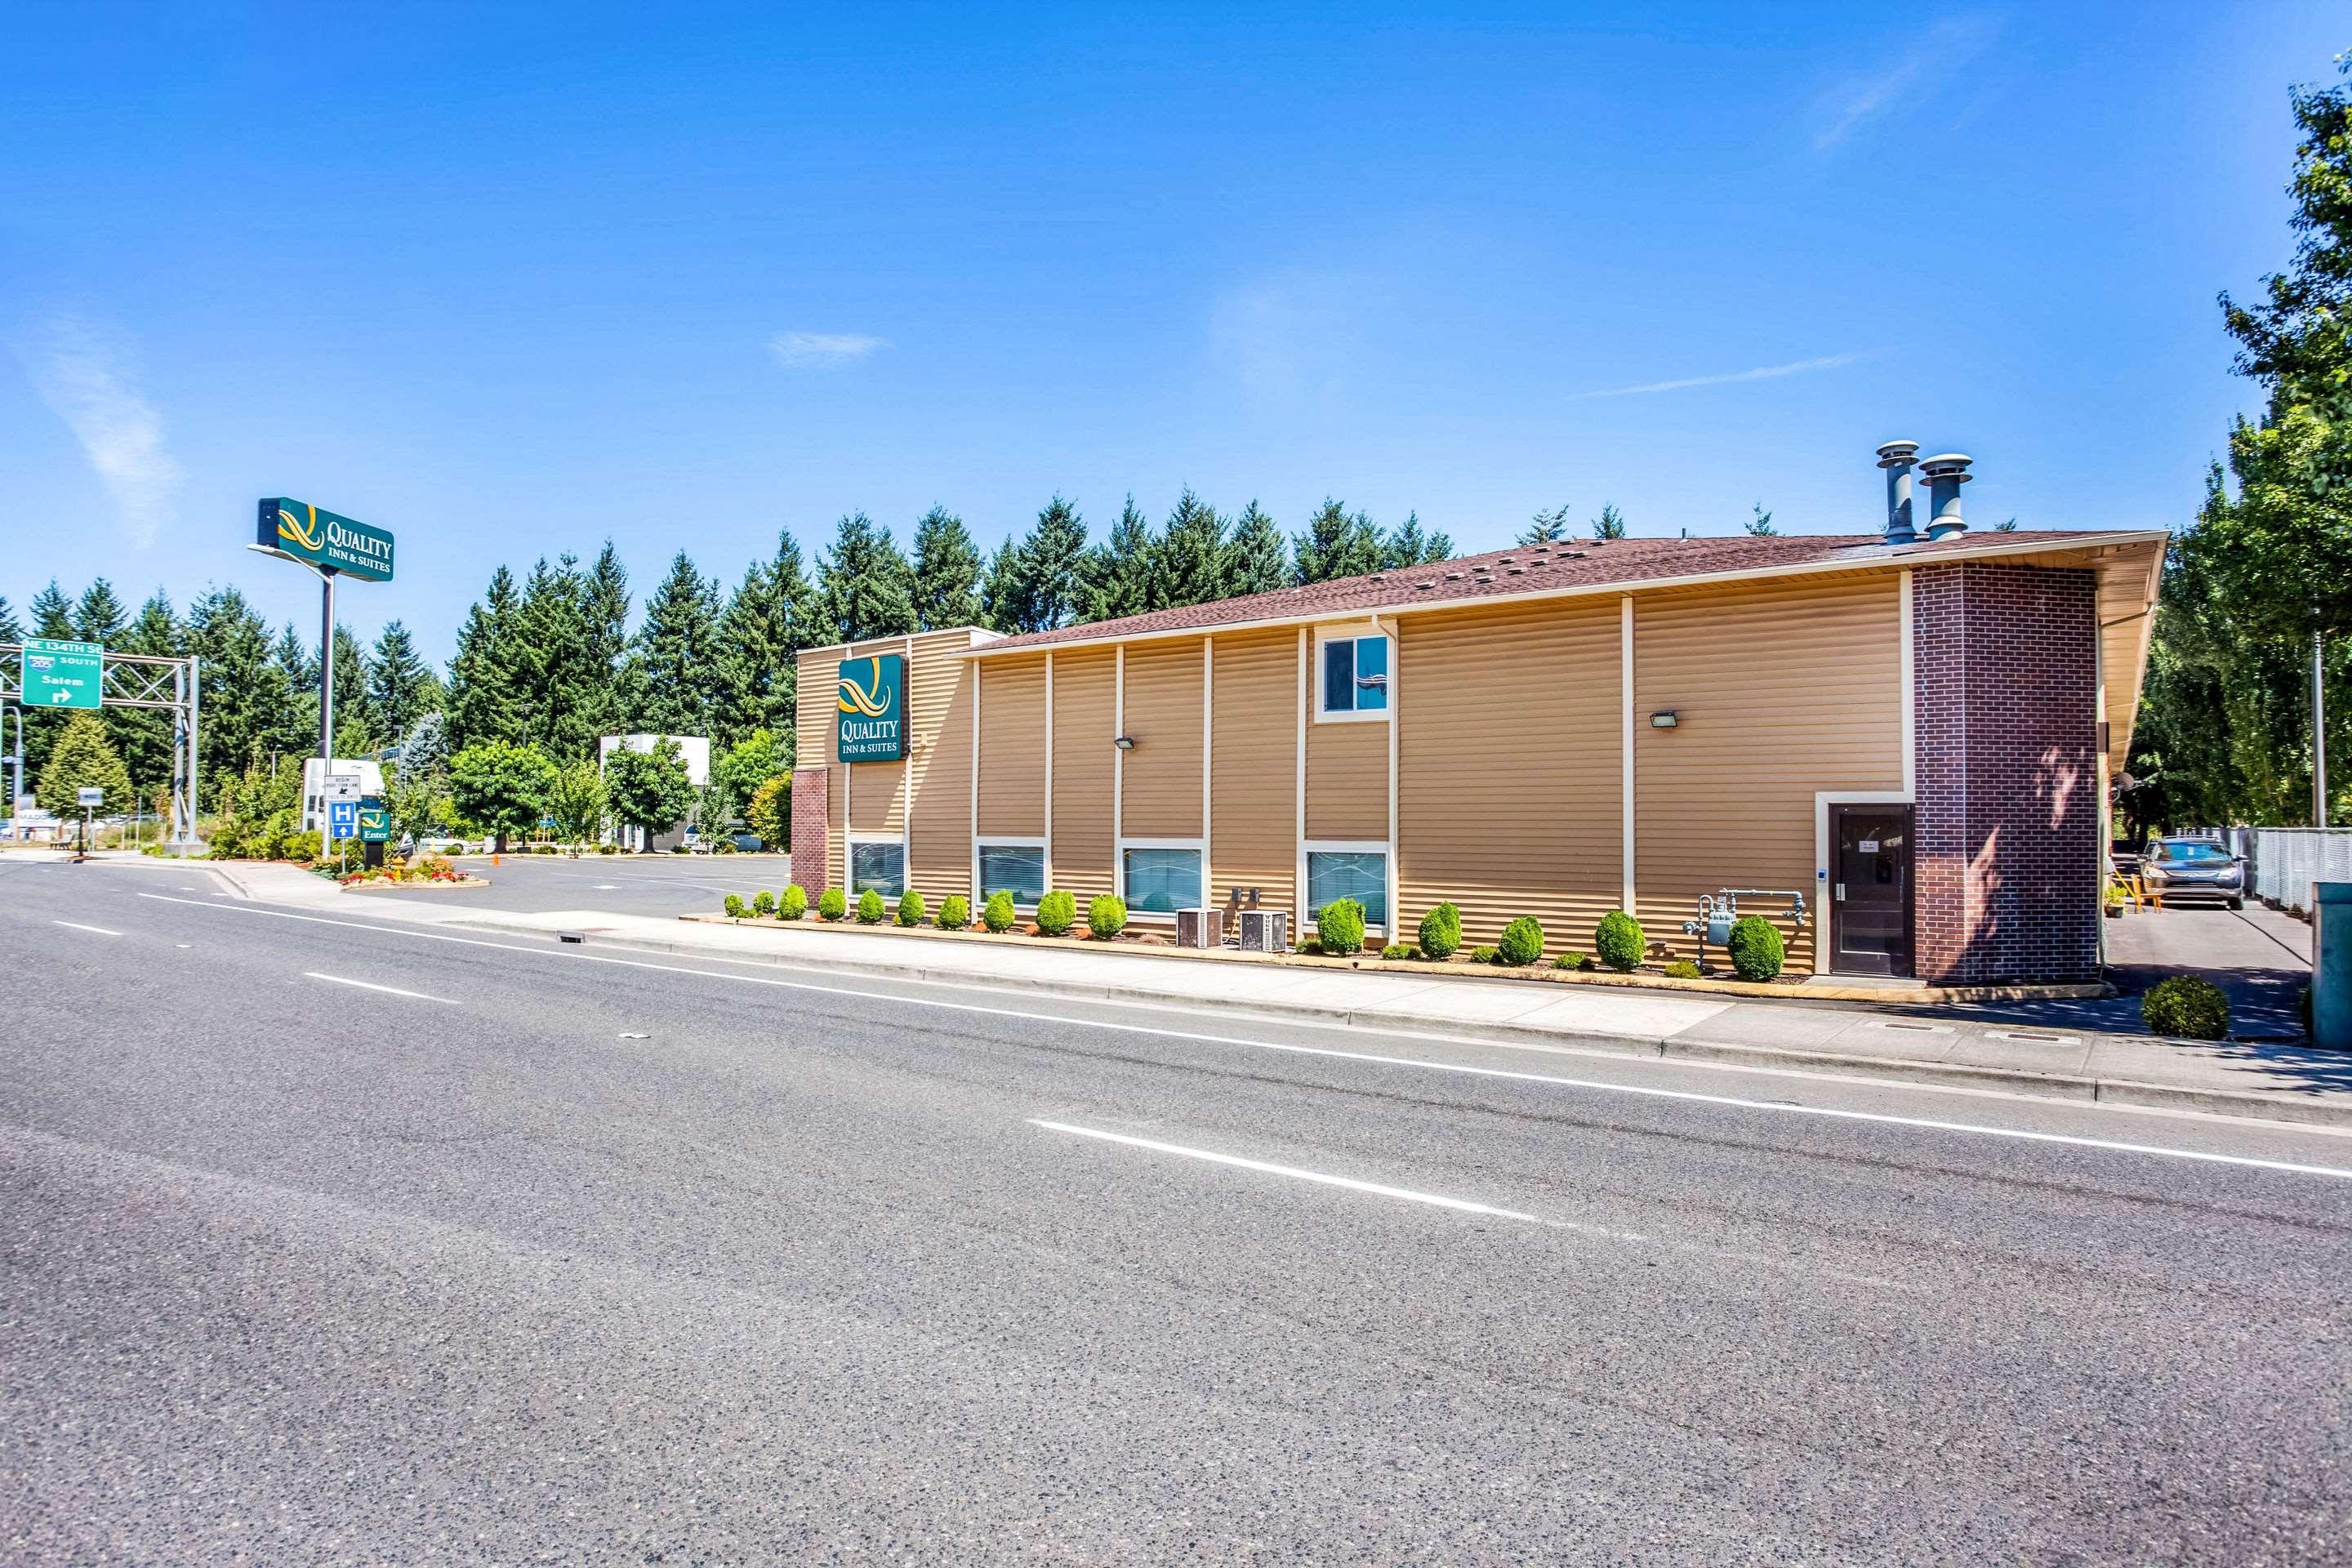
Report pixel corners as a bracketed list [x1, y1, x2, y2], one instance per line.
[302, 971, 458, 1004]
[51, 920, 122, 937]
[595, 884, 619, 890]
[135, 893, 2352, 1182]
[1031, 1119, 1548, 1223]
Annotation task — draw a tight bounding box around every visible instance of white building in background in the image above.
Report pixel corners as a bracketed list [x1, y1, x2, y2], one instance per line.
[596, 734, 710, 852]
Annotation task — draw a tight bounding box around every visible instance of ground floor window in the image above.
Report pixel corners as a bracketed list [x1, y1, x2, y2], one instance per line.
[1307, 847, 1388, 929]
[1121, 844, 1203, 913]
[849, 837, 905, 897]
[978, 841, 1046, 905]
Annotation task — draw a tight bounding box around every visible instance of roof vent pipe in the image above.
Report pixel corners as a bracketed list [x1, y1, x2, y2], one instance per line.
[1875, 440, 1919, 543]
[1918, 452, 1973, 541]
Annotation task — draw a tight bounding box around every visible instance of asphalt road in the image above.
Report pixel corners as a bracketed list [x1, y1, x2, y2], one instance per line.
[4, 858, 2349, 1564]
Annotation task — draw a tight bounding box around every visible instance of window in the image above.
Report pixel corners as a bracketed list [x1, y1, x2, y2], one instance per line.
[1318, 633, 1389, 718]
[1307, 849, 1388, 929]
[978, 842, 1046, 905]
[1121, 845, 1202, 913]
[849, 838, 904, 897]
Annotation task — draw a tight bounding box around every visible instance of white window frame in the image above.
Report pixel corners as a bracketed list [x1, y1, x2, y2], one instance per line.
[1303, 839, 1392, 934]
[1312, 626, 1392, 724]
[1116, 835, 1206, 919]
[847, 832, 908, 897]
[972, 835, 1048, 911]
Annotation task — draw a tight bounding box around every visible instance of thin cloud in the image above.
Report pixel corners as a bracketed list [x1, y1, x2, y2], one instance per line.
[1570, 350, 1875, 399]
[771, 332, 888, 368]
[1813, 14, 2002, 151]
[12, 314, 184, 546]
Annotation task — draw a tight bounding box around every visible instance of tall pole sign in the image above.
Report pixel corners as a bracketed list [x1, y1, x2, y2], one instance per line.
[252, 498, 396, 775]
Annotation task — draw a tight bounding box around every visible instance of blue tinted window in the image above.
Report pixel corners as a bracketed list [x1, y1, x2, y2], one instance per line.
[1308, 850, 1388, 928]
[1353, 635, 1388, 710]
[1123, 848, 1202, 913]
[1323, 639, 1355, 713]
[850, 840, 904, 897]
[978, 844, 1045, 903]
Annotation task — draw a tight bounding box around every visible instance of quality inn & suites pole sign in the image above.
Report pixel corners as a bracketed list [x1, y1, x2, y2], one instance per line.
[256, 498, 395, 581]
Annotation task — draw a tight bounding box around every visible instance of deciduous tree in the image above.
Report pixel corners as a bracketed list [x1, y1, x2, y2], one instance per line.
[449, 739, 557, 853]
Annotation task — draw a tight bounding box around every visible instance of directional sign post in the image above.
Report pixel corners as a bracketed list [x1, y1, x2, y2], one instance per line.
[328, 800, 359, 839]
[75, 784, 101, 862]
[21, 639, 103, 710]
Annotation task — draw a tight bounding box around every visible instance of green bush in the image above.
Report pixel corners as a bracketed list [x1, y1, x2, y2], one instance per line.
[857, 889, 886, 924]
[1497, 916, 1544, 966]
[1468, 945, 1499, 964]
[1664, 959, 1703, 979]
[751, 889, 777, 918]
[723, 893, 747, 918]
[1595, 910, 1645, 973]
[1725, 915, 1784, 982]
[895, 889, 927, 927]
[780, 884, 808, 920]
[1298, 936, 1322, 955]
[599, 842, 619, 855]
[1087, 894, 1128, 938]
[1554, 951, 1587, 971]
[817, 886, 846, 920]
[938, 894, 970, 930]
[982, 889, 1018, 932]
[2143, 974, 2230, 1040]
[1381, 942, 1414, 960]
[281, 830, 323, 862]
[1417, 901, 1462, 960]
[1036, 889, 1078, 936]
[1317, 898, 1367, 956]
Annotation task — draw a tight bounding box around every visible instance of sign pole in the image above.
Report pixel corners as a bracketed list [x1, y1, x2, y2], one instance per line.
[319, 567, 336, 771]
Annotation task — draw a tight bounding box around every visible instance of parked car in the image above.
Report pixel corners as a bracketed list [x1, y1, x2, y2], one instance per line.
[730, 832, 764, 853]
[2140, 837, 2246, 909]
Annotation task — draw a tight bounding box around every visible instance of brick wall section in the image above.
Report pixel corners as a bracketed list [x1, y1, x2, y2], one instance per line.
[1912, 562, 2101, 984]
[791, 766, 830, 893]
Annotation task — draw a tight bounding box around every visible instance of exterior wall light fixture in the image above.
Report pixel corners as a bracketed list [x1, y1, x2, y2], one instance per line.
[1113, 734, 1137, 751]
[1649, 711, 1679, 729]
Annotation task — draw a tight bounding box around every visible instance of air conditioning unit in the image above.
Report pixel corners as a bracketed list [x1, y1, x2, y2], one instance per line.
[1175, 907, 1223, 949]
[1237, 909, 1289, 953]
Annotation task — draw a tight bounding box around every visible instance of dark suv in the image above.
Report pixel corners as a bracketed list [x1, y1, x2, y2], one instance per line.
[2141, 838, 2246, 909]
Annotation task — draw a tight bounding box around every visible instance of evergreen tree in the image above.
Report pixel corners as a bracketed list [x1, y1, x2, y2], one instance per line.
[1521, 503, 1573, 545]
[331, 623, 374, 749]
[30, 581, 73, 639]
[1226, 502, 1290, 597]
[73, 579, 127, 644]
[270, 621, 319, 755]
[1591, 504, 1628, 540]
[815, 513, 917, 644]
[579, 541, 637, 743]
[1013, 496, 1089, 631]
[1293, 499, 1384, 585]
[446, 566, 527, 753]
[0, 596, 22, 645]
[911, 506, 983, 630]
[1745, 503, 1778, 537]
[980, 539, 1027, 634]
[1383, 511, 1454, 568]
[109, 590, 184, 793]
[635, 550, 724, 737]
[368, 621, 438, 742]
[186, 586, 298, 791]
[37, 711, 132, 817]
[514, 555, 601, 762]
[1156, 488, 1227, 610]
[1086, 495, 1160, 622]
[713, 531, 813, 752]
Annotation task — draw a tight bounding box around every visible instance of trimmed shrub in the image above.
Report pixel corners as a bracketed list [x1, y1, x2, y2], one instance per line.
[982, 889, 1018, 933]
[1497, 916, 1545, 966]
[1036, 889, 1078, 936]
[751, 889, 777, 918]
[895, 889, 927, 927]
[780, 884, 808, 920]
[1381, 942, 1414, 960]
[938, 894, 971, 930]
[1554, 951, 1587, 971]
[599, 842, 619, 854]
[2143, 974, 2230, 1040]
[1664, 959, 1703, 979]
[1298, 936, 1322, 955]
[1595, 910, 1645, 973]
[1087, 894, 1128, 938]
[817, 886, 847, 920]
[281, 831, 323, 862]
[857, 889, 886, 924]
[1417, 901, 1463, 960]
[723, 894, 747, 918]
[1468, 945, 1500, 964]
[1318, 898, 1367, 956]
[1726, 915, 1785, 982]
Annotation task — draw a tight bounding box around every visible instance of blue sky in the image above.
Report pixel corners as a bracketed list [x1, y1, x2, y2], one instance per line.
[2, 2, 2340, 662]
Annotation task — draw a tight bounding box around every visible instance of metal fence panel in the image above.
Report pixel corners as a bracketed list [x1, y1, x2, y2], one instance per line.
[2245, 827, 2352, 911]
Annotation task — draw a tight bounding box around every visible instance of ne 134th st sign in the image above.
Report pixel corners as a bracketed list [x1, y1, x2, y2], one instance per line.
[257, 498, 395, 581]
[836, 653, 906, 762]
[20, 638, 103, 709]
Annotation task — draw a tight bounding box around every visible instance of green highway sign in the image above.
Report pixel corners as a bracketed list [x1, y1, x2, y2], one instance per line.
[257, 497, 395, 581]
[357, 804, 390, 844]
[835, 653, 906, 762]
[20, 638, 102, 709]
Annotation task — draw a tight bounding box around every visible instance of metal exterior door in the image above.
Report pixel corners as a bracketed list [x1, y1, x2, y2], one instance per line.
[1832, 805, 1913, 977]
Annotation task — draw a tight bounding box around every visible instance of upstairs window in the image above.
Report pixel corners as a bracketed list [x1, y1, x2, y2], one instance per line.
[1318, 634, 1389, 719]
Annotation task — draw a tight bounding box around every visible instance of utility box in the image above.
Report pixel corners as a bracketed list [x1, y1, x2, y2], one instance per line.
[1175, 908, 1223, 949]
[1237, 910, 1289, 954]
[2314, 883, 2352, 1050]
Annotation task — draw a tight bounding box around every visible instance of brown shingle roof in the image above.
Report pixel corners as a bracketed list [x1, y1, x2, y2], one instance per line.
[970, 529, 2096, 654]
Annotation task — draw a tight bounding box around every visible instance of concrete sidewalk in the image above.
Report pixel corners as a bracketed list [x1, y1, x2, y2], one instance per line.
[198, 858, 2352, 1129]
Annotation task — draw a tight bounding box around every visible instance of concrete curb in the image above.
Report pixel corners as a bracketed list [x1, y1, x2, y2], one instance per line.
[437, 912, 2352, 1131]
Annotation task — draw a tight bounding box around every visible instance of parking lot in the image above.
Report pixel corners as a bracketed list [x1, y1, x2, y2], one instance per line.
[366, 851, 789, 917]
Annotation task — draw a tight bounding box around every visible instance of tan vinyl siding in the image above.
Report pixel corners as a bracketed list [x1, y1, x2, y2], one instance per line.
[976, 657, 1047, 838]
[1120, 638, 1205, 840]
[1049, 648, 1116, 900]
[907, 629, 978, 899]
[1397, 597, 1622, 950]
[1306, 712, 1388, 841]
[1633, 574, 1903, 968]
[1210, 629, 1298, 915]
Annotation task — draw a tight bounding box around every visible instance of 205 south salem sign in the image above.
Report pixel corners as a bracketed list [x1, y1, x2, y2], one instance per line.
[257, 498, 395, 581]
[835, 653, 906, 762]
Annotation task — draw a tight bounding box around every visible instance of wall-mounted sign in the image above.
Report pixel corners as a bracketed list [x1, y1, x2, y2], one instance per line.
[20, 638, 102, 709]
[836, 653, 906, 763]
[256, 498, 395, 581]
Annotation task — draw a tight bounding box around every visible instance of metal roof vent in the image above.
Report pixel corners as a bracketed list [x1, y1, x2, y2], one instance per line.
[1918, 452, 1973, 541]
[1876, 439, 1920, 544]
